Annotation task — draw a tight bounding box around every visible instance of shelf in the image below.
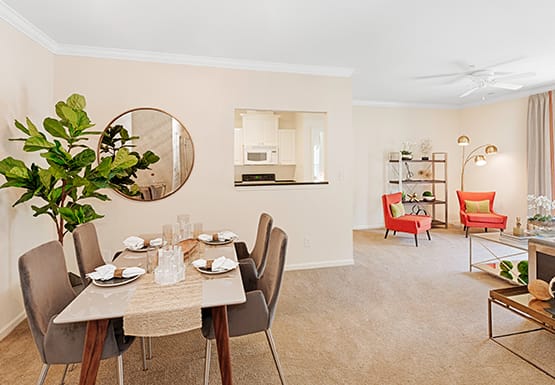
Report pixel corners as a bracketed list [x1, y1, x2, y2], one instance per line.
[402, 200, 446, 205]
[389, 179, 446, 184]
[389, 159, 446, 163]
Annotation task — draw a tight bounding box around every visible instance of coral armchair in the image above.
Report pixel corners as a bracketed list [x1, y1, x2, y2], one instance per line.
[456, 190, 507, 237]
[382, 192, 432, 247]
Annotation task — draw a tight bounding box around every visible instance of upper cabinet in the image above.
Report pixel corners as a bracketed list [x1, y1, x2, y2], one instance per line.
[242, 112, 279, 146]
[278, 129, 296, 164]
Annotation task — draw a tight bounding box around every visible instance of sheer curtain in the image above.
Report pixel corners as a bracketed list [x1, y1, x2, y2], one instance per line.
[527, 92, 553, 199]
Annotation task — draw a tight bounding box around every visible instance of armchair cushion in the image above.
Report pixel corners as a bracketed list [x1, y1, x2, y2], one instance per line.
[390, 202, 405, 217]
[465, 200, 490, 213]
[465, 212, 506, 224]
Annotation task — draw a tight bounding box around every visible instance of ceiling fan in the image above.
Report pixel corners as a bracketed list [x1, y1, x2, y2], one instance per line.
[414, 60, 535, 98]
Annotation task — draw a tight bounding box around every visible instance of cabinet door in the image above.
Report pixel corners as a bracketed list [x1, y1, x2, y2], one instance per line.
[278, 129, 296, 164]
[242, 114, 278, 146]
[234, 128, 243, 165]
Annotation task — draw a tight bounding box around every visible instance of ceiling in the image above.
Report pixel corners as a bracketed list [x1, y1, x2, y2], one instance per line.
[3, 0, 555, 107]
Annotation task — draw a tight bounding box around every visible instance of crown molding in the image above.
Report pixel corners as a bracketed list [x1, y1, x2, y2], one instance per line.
[56, 44, 354, 77]
[0, 1, 58, 51]
[352, 99, 460, 110]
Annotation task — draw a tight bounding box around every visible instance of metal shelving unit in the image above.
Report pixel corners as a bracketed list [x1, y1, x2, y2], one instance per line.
[387, 152, 448, 228]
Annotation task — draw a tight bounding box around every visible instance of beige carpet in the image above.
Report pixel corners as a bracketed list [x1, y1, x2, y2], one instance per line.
[1, 228, 554, 384]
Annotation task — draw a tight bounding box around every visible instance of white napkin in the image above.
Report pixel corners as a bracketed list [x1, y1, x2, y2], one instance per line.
[218, 231, 238, 241]
[198, 234, 212, 242]
[149, 238, 163, 247]
[86, 264, 145, 281]
[123, 236, 144, 250]
[193, 256, 237, 272]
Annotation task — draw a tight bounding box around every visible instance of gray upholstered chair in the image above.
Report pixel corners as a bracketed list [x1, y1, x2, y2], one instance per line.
[73, 222, 106, 287]
[73, 222, 151, 370]
[236, 212, 273, 290]
[203, 227, 288, 385]
[18, 240, 134, 385]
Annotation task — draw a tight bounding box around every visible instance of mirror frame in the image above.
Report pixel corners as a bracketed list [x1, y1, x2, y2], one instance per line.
[99, 107, 195, 201]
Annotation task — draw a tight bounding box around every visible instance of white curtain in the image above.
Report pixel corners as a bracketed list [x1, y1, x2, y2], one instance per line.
[527, 92, 553, 199]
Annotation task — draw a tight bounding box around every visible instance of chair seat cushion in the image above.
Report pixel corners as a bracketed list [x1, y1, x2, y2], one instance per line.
[466, 213, 505, 224]
[397, 215, 432, 226]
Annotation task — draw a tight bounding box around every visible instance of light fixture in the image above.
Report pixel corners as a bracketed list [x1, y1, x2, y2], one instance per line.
[457, 135, 498, 191]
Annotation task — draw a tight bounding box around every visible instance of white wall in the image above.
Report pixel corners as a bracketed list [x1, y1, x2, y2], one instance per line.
[353, 98, 529, 230]
[0, 20, 54, 339]
[53, 56, 355, 271]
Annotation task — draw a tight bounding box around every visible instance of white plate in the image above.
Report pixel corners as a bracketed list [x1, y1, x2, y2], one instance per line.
[198, 238, 233, 246]
[194, 265, 237, 275]
[92, 274, 142, 287]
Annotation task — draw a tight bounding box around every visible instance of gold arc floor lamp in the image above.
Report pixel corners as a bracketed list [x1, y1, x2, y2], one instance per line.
[457, 135, 498, 191]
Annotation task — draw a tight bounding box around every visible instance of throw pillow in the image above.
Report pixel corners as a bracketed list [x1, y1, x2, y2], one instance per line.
[465, 199, 490, 213]
[390, 202, 405, 218]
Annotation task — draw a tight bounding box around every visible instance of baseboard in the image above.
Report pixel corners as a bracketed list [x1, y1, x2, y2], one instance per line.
[353, 224, 383, 230]
[0, 311, 26, 341]
[285, 259, 354, 271]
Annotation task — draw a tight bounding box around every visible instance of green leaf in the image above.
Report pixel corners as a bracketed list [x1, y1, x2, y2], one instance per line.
[143, 150, 160, 164]
[71, 148, 96, 169]
[59, 206, 78, 223]
[95, 157, 112, 178]
[66, 94, 86, 111]
[23, 136, 54, 152]
[14, 119, 30, 135]
[26, 118, 40, 137]
[43, 117, 69, 139]
[61, 106, 78, 126]
[38, 169, 51, 187]
[111, 148, 138, 170]
[0, 157, 27, 176]
[13, 191, 35, 206]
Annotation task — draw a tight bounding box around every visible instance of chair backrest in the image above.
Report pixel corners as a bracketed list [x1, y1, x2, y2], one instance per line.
[382, 192, 403, 226]
[73, 222, 105, 285]
[456, 190, 496, 212]
[18, 241, 76, 362]
[250, 212, 273, 275]
[257, 227, 287, 325]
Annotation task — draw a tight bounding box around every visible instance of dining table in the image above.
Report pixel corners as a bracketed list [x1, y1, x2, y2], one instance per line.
[54, 240, 245, 385]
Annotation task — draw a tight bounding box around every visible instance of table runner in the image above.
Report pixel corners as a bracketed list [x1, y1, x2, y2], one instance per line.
[123, 258, 204, 337]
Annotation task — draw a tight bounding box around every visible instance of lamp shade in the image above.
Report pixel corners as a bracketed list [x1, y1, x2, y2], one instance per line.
[485, 144, 498, 155]
[457, 135, 470, 146]
[474, 155, 487, 166]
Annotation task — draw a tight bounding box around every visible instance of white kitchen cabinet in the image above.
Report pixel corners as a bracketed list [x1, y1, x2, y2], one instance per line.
[242, 113, 278, 146]
[278, 129, 296, 164]
[234, 128, 243, 165]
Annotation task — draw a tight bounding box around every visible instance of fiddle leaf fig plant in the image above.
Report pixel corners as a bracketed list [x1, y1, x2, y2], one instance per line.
[0, 93, 153, 244]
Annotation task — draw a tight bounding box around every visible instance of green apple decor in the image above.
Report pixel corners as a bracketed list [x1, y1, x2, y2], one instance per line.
[0, 94, 158, 244]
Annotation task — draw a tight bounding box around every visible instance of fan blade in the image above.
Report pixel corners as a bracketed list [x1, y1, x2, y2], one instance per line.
[413, 72, 466, 80]
[491, 82, 523, 90]
[483, 57, 526, 70]
[494, 72, 535, 81]
[459, 86, 480, 98]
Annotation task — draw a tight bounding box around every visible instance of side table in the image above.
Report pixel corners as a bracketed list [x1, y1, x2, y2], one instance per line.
[488, 286, 555, 378]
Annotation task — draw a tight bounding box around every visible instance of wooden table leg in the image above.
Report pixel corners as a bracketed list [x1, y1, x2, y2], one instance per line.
[79, 319, 109, 385]
[212, 305, 233, 385]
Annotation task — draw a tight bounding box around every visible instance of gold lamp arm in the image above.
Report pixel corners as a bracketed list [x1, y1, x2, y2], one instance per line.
[460, 144, 495, 191]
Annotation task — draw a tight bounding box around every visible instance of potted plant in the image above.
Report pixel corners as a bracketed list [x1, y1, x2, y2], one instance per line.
[0, 94, 158, 244]
[400, 141, 414, 160]
[422, 190, 435, 202]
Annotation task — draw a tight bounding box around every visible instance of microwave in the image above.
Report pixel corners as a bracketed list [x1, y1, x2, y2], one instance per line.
[244, 145, 278, 165]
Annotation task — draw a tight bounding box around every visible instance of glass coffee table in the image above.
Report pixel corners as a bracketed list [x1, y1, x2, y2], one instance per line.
[469, 232, 529, 285]
[489, 286, 555, 378]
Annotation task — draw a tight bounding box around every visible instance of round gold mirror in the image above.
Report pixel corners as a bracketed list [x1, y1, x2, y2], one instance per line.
[99, 108, 194, 201]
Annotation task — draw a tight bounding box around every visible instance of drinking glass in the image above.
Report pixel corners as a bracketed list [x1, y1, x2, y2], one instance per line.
[146, 248, 158, 274]
[162, 224, 174, 249]
[177, 214, 191, 240]
[192, 222, 203, 238]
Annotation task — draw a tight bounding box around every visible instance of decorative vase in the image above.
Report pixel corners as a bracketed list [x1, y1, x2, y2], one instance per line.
[401, 154, 413, 160]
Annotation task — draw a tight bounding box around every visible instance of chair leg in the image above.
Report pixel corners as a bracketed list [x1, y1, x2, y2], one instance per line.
[141, 337, 148, 370]
[485, 228, 488, 232]
[117, 354, 124, 385]
[393, 231, 397, 235]
[204, 339, 211, 385]
[147, 336, 153, 360]
[37, 364, 50, 385]
[465, 227, 469, 238]
[426, 230, 431, 240]
[414, 234, 418, 247]
[265, 329, 287, 385]
[60, 364, 69, 385]
[384, 229, 389, 239]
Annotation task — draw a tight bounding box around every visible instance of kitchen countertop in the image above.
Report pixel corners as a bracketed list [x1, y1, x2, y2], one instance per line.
[234, 180, 329, 187]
